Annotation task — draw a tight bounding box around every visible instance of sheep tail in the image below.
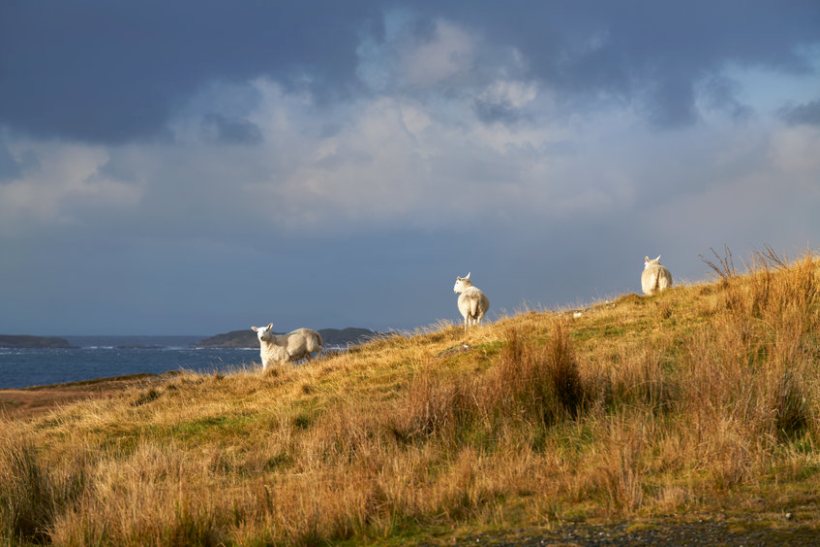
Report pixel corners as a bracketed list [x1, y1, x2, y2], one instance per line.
[469, 296, 480, 319]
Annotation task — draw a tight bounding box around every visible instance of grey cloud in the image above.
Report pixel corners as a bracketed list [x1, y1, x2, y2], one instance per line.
[427, 1, 820, 126]
[645, 77, 698, 128]
[1, 83, 818, 334]
[474, 100, 526, 125]
[0, 144, 20, 183]
[203, 114, 263, 145]
[779, 99, 820, 126]
[0, 142, 39, 183]
[700, 76, 753, 121]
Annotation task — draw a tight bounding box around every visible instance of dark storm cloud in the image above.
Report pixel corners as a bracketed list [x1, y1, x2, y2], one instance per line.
[2, 1, 818, 143]
[779, 99, 820, 126]
[0, 0, 379, 143]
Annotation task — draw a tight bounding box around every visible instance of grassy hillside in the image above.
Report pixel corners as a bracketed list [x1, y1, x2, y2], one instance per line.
[2, 253, 819, 545]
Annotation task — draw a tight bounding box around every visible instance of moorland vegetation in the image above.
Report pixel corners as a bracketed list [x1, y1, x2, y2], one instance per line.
[1, 250, 818, 545]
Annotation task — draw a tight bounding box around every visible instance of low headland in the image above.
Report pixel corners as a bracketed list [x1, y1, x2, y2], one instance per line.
[197, 327, 377, 348]
[1, 253, 818, 545]
[0, 335, 72, 349]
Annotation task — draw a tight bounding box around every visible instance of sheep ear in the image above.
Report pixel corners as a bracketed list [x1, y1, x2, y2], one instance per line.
[266, 323, 273, 331]
[644, 256, 650, 262]
[465, 272, 471, 280]
[251, 326, 258, 332]
[655, 255, 661, 262]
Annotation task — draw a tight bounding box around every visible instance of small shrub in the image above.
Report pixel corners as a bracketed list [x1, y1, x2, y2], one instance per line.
[132, 388, 161, 407]
[293, 413, 312, 430]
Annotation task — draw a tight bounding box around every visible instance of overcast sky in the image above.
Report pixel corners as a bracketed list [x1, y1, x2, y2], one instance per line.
[1, 1, 819, 335]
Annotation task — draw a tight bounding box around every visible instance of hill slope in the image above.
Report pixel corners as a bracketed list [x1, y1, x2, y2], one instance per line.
[2, 254, 819, 545]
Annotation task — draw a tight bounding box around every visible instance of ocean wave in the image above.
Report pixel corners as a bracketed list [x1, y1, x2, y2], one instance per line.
[191, 346, 257, 351]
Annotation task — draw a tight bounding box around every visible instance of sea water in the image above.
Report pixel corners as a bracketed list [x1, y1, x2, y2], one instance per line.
[0, 336, 260, 389]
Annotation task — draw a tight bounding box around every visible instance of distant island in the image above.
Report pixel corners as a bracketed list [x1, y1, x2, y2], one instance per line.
[197, 327, 378, 348]
[0, 335, 73, 348]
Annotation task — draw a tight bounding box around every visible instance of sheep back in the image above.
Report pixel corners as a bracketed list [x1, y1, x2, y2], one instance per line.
[458, 287, 490, 320]
[259, 328, 323, 369]
[641, 264, 673, 295]
[281, 328, 323, 360]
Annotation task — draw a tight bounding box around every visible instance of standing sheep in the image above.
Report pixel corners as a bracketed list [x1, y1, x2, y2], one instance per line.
[453, 272, 490, 331]
[250, 323, 323, 370]
[641, 255, 673, 296]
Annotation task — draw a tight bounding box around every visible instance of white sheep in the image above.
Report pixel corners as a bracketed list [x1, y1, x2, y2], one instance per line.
[641, 255, 673, 296]
[453, 272, 490, 331]
[250, 323, 323, 370]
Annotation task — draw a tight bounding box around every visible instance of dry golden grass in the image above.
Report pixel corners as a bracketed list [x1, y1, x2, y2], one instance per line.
[2, 253, 819, 545]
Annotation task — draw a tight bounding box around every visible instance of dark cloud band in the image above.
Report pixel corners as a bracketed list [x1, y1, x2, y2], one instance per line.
[1, 1, 818, 142]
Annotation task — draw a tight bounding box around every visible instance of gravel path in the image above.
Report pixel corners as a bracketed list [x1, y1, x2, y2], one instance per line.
[436, 517, 818, 546]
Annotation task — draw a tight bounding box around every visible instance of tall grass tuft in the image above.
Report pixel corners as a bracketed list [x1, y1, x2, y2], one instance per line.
[388, 362, 476, 446]
[388, 323, 587, 451]
[596, 418, 646, 515]
[544, 322, 585, 418]
[487, 324, 585, 430]
[0, 441, 87, 544]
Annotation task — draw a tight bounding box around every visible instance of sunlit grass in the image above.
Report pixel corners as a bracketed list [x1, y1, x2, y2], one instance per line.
[2, 252, 819, 544]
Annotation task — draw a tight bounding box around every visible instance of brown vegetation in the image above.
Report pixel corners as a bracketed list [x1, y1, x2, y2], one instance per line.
[1, 253, 819, 545]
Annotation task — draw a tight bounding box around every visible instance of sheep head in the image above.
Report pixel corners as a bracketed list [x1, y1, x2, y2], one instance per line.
[644, 255, 662, 269]
[251, 323, 274, 342]
[453, 273, 473, 294]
